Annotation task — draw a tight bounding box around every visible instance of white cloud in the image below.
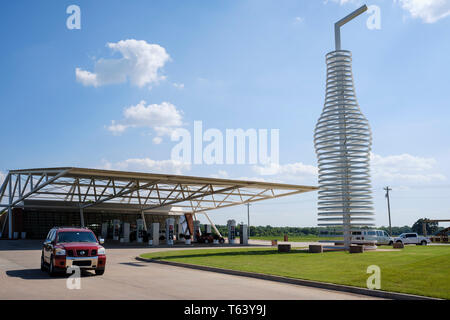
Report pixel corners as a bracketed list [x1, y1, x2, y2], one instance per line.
[122, 101, 182, 127]
[209, 170, 272, 182]
[101, 158, 190, 175]
[152, 137, 163, 145]
[252, 161, 318, 184]
[107, 100, 183, 143]
[325, 0, 360, 5]
[76, 39, 170, 88]
[293, 17, 304, 25]
[250, 152, 445, 186]
[396, 0, 450, 23]
[326, 0, 450, 23]
[371, 152, 446, 183]
[236, 176, 269, 182]
[107, 120, 128, 135]
[75, 68, 99, 87]
[173, 82, 185, 89]
[210, 170, 229, 179]
[253, 162, 318, 177]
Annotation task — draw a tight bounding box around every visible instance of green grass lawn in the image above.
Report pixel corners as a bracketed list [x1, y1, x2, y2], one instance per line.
[250, 235, 339, 242]
[141, 245, 450, 299]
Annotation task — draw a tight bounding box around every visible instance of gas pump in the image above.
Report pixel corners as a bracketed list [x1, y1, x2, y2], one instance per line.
[136, 219, 144, 243]
[101, 223, 108, 240]
[113, 219, 121, 241]
[122, 222, 130, 242]
[227, 220, 236, 244]
[166, 218, 175, 245]
[193, 220, 201, 242]
[239, 224, 248, 245]
[203, 224, 212, 234]
[151, 223, 159, 246]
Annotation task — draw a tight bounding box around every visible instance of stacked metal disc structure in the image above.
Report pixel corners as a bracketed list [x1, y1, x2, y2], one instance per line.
[314, 49, 374, 250]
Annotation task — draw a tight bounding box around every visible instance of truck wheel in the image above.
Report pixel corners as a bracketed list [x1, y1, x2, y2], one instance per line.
[421, 240, 427, 246]
[41, 254, 46, 272]
[388, 241, 393, 245]
[95, 269, 105, 275]
[48, 256, 57, 277]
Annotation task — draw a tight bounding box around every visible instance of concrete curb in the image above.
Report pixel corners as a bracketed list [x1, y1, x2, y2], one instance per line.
[136, 256, 440, 300]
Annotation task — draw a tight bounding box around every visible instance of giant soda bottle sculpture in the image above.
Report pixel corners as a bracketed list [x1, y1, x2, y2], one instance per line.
[314, 5, 374, 250]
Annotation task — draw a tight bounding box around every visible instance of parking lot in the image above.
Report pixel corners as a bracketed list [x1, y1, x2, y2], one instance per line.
[0, 240, 379, 300]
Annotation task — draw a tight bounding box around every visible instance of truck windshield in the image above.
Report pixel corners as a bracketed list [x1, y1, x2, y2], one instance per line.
[57, 231, 97, 243]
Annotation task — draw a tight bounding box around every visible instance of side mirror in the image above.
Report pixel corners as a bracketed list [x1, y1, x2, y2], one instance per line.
[99, 238, 105, 244]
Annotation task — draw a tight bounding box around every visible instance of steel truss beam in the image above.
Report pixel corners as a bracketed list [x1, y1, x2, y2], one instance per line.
[0, 167, 317, 220]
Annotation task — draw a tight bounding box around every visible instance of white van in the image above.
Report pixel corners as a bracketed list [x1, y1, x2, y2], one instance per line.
[351, 229, 393, 245]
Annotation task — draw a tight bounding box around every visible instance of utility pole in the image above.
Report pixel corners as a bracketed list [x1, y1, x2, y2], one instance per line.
[384, 186, 392, 236]
[246, 203, 251, 239]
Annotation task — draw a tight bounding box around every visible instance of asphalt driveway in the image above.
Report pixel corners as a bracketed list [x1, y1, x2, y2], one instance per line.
[0, 240, 379, 300]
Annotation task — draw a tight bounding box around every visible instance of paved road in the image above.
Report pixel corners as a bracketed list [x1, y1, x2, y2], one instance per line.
[0, 240, 379, 300]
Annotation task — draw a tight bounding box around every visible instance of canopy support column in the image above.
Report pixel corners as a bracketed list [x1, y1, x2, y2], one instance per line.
[8, 175, 12, 239]
[79, 207, 85, 227]
[140, 210, 147, 231]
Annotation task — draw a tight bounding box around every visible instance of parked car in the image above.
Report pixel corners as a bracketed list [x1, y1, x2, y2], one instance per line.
[41, 227, 106, 276]
[351, 229, 394, 245]
[393, 233, 430, 245]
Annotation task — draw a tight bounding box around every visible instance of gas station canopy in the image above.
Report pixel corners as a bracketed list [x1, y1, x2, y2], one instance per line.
[0, 167, 318, 216]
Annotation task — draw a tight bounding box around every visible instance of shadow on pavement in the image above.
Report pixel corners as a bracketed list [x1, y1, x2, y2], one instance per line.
[0, 240, 43, 251]
[6, 268, 97, 279]
[6, 268, 51, 280]
[119, 262, 148, 267]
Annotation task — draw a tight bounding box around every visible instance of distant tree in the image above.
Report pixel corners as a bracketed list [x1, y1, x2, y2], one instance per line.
[411, 218, 439, 235]
[379, 225, 412, 236]
[214, 224, 433, 237]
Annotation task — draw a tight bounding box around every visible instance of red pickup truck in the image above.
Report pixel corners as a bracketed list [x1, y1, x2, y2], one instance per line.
[40, 227, 106, 276]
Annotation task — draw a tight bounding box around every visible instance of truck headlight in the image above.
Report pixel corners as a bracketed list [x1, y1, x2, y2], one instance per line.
[97, 247, 106, 255]
[55, 248, 66, 256]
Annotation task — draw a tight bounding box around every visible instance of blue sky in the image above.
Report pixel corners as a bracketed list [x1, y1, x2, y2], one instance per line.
[1, 0, 449, 228]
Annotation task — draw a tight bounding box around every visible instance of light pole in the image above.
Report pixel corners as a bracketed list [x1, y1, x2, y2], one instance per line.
[384, 186, 392, 236]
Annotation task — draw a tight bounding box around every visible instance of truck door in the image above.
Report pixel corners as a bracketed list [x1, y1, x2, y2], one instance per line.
[44, 230, 55, 263]
[383, 231, 390, 244]
[376, 231, 383, 244]
[407, 234, 417, 244]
